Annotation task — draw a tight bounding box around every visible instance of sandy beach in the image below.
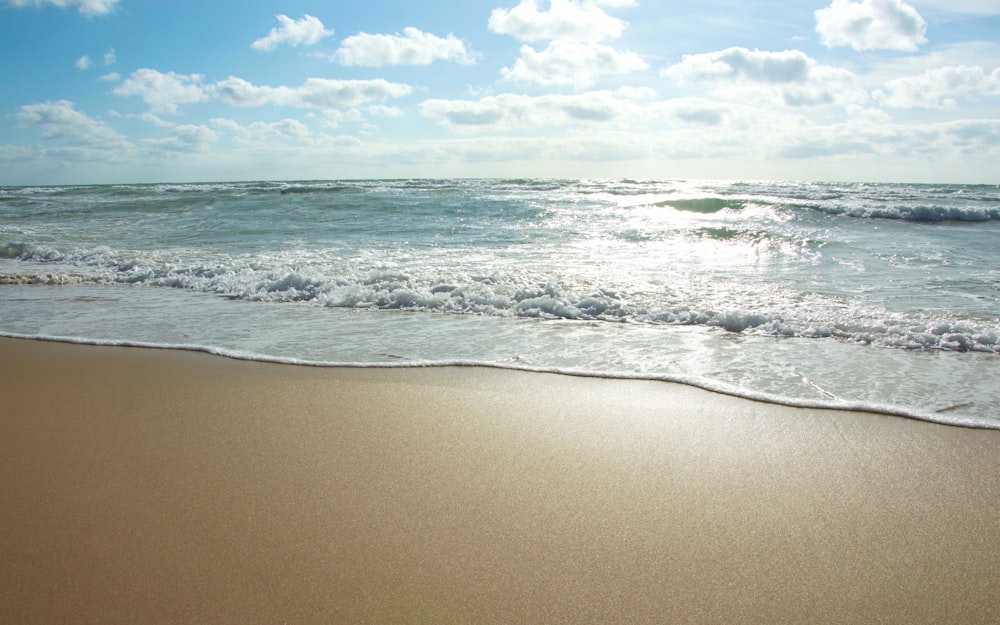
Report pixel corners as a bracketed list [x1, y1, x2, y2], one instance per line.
[1, 336, 997, 624]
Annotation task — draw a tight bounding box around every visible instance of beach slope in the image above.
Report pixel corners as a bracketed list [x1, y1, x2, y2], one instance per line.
[1, 337, 997, 624]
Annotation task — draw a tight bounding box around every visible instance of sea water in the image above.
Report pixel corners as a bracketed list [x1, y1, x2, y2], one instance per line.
[1, 179, 998, 427]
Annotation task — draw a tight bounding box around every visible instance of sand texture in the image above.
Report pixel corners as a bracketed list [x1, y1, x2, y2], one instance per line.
[1, 337, 998, 624]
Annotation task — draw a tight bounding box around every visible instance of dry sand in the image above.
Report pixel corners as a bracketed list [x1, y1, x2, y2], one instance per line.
[1, 336, 998, 624]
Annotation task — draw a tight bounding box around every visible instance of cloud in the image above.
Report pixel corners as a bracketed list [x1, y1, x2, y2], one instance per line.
[133, 111, 173, 127]
[488, 0, 633, 43]
[111, 68, 414, 115]
[74, 48, 114, 71]
[99, 72, 120, 82]
[421, 90, 652, 131]
[210, 117, 367, 151]
[209, 118, 241, 132]
[143, 124, 218, 153]
[211, 76, 413, 109]
[0, 143, 34, 162]
[321, 105, 402, 130]
[490, 1, 645, 89]
[113, 69, 207, 115]
[873, 65, 1000, 108]
[333, 27, 478, 66]
[16, 100, 131, 153]
[500, 40, 647, 89]
[236, 119, 313, 145]
[663, 47, 867, 108]
[941, 119, 1000, 150]
[815, 0, 927, 52]
[664, 98, 728, 126]
[5, 0, 119, 15]
[666, 47, 812, 83]
[251, 14, 333, 51]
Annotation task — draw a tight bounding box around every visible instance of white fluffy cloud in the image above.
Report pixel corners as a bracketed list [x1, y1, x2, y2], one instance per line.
[112, 69, 413, 113]
[663, 47, 866, 108]
[501, 40, 647, 88]
[873, 65, 1000, 108]
[666, 48, 812, 83]
[75, 55, 92, 70]
[143, 124, 218, 153]
[235, 119, 313, 144]
[251, 14, 332, 51]
[488, 0, 633, 43]
[16, 100, 131, 152]
[490, 0, 645, 90]
[212, 77, 413, 109]
[5, 0, 118, 15]
[815, 0, 927, 52]
[113, 69, 207, 115]
[333, 27, 478, 66]
[421, 89, 655, 131]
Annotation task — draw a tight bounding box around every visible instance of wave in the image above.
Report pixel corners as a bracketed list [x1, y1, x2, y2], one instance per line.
[3, 332, 996, 430]
[648, 193, 1000, 223]
[0, 272, 98, 285]
[5, 241, 998, 355]
[817, 202, 1000, 222]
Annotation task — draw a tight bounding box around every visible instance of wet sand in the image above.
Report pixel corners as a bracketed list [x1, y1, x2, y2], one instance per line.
[1, 337, 998, 624]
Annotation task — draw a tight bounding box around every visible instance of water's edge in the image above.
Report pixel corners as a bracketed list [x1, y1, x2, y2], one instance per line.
[5, 331, 997, 430]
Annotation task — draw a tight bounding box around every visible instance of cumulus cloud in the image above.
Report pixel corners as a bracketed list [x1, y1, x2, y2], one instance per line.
[488, 0, 633, 43]
[421, 90, 652, 131]
[143, 124, 218, 153]
[5, 0, 118, 15]
[75, 55, 92, 70]
[211, 76, 413, 109]
[333, 27, 478, 66]
[666, 47, 812, 83]
[500, 40, 647, 89]
[111, 69, 412, 114]
[113, 69, 207, 115]
[209, 118, 241, 132]
[251, 14, 333, 51]
[16, 100, 131, 152]
[236, 119, 313, 144]
[815, 0, 927, 52]
[663, 47, 866, 108]
[103, 47, 115, 65]
[209, 117, 368, 151]
[873, 65, 1000, 108]
[490, 1, 645, 89]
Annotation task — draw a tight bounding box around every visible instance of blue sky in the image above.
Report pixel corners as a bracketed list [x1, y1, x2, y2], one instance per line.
[1, 0, 998, 184]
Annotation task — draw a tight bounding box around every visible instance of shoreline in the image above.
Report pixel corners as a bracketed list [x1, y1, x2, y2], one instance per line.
[4, 331, 995, 430]
[1, 336, 998, 624]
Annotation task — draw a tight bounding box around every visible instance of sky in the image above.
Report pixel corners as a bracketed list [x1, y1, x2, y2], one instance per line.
[1, 0, 998, 184]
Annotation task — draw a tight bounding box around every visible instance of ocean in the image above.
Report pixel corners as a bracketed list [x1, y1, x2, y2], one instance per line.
[2, 179, 998, 427]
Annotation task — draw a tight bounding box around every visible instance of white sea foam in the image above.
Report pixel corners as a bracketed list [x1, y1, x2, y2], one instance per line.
[5, 238, 999, 354]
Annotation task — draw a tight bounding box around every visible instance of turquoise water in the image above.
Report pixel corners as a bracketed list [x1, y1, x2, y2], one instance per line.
[2, 179, 998, 426]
